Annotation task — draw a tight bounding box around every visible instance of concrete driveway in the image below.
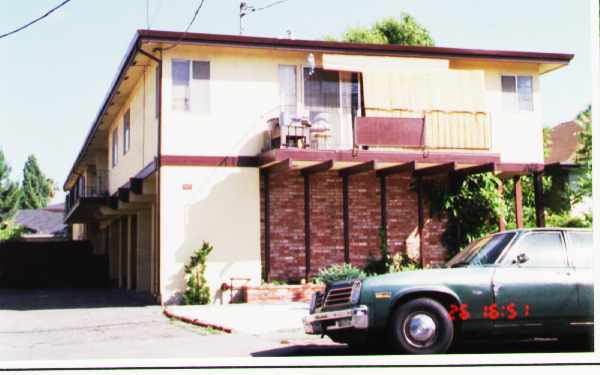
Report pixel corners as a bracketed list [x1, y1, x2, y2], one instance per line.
[0, 288, 343, 362]
[0, 288, 591, 363]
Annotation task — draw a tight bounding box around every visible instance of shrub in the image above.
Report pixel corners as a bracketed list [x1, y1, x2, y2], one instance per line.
[0, 221, 26, 241]
[363, 227, 421, 275]
[388, 252, 420, 273]
[183, 242, 213, 305]
[546, 212, 592, 228]
[312, 263, 367, 285]
[363, 228, 391, 275]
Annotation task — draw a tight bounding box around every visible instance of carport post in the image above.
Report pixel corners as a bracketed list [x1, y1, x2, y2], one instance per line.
[533, 172, 545, 227]
[262, 171, 271, 282]
[416, 176, 424, 268]
[498, 179, 506, 232]
[513, 176, 524, 228]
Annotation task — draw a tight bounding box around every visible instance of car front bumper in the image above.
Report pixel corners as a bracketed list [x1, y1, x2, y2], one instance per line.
[303, 305, 369, 335]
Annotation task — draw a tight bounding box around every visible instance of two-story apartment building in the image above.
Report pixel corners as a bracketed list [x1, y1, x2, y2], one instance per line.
[63, 30, 572, 304]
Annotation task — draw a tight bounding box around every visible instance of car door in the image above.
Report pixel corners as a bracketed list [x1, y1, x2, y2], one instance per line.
[565, 231, 594, 326]
[491, 231, 578, 334]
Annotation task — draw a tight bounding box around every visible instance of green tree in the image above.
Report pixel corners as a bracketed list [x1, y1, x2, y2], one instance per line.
[20, 155, 55, 209]
[0, 150, 20, 223]
[574, 105, 592, 202]
[327, 13, 434, 46]
[183, 242, 213, 305]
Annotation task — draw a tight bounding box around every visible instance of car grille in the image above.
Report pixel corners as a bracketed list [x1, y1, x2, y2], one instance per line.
[324, 286, 353, 307]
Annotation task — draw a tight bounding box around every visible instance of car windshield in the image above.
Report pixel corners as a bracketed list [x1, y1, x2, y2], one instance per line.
[445, 232, 516, 268]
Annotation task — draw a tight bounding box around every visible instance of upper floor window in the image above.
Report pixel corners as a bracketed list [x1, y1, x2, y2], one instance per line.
[501, 75, 533, 112]
[172, 59, 210, 114]
[123, 109, 131, 155]
[278, 65, 297, 119]
[111, 128, 118, 168]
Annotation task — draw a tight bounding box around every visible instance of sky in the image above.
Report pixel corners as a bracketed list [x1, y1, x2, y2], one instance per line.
[0, 0, 594, 205]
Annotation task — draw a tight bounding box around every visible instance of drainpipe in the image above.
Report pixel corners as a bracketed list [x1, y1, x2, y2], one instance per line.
[136, 44, 162, 305]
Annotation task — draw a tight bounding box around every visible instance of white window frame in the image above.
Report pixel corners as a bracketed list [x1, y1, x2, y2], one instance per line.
[501, 74, 534, 112]
[171, 59, 210, 114]
[123, 109, 131, 155]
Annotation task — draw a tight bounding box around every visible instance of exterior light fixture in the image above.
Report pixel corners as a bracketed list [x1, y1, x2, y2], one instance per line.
[307, 53, 315, 76]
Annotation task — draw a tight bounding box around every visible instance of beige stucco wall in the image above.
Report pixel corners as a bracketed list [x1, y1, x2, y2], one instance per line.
[159, 46, 546, 164]
[108, 63, 159, 194]
[450, 60, 544, 163]
[160, 165, 261, 304]
[161, 46, 319, 157]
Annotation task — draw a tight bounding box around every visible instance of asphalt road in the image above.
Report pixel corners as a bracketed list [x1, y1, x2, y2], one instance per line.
[0, 288, 592, 362]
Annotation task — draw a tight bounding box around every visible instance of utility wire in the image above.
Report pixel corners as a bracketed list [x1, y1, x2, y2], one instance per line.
[254, 0, 291, 12]
[239, 0, 294, 34]
[0, 0, 74, 40]
[162, 0, 207, 51]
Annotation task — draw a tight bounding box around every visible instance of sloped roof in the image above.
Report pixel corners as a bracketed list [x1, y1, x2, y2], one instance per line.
[14, 209, 66, 236]
[545, 121, 583, 164]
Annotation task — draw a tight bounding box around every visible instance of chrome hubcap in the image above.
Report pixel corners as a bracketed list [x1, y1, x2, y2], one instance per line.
[403, 313, 437, 348]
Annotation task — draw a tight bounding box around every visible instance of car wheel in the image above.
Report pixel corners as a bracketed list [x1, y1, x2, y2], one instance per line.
[390, 297, 454, 354]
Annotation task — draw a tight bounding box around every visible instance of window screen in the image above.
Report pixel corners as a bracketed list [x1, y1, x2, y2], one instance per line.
[172, 60, 190, 111]
[517, 76, 533, 111]
[567, 231, 593, 268]
[511, 232, 567, 267]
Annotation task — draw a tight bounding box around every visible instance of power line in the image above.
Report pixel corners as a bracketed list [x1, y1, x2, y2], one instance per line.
[239, 0, 294, 35]
[0, 0, 75, 40]
[255, 0, 291, 12]
[162, 0, 207, 51]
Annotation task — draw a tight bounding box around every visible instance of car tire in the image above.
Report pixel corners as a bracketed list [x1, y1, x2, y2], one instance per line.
[390, 297, 454, 354]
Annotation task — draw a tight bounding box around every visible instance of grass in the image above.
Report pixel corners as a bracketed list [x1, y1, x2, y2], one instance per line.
[167, 317, 223, 335]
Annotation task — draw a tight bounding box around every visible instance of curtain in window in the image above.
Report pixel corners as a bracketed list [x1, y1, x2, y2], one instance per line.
[424, 111, 490, 149]
[362, 70, 486, 113]
[304, 68, 341, 148]
[321, 54, 449, 72]
[278, 65, 297, 120]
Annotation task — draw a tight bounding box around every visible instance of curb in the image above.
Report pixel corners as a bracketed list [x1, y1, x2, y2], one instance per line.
[163, 308, 234, 334]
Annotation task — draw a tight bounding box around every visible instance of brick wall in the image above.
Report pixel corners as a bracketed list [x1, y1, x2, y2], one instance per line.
[260, 170, 448, 282]
[243, 284, 325, 303]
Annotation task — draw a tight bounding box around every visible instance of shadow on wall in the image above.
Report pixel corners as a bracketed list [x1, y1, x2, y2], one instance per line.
[164, 168, 260, 305]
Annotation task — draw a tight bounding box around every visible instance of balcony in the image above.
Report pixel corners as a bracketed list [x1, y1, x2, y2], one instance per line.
[262, 110, 491, 157]
[64, 170, 111, 224]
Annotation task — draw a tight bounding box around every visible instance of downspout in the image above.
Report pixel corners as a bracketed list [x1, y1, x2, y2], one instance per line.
[136, 44, 162, 305]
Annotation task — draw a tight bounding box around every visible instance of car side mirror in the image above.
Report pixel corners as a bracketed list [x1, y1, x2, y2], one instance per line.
[512, 253, 529, 265]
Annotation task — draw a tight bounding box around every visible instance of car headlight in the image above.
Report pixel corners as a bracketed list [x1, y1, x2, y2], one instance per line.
[350, 279, 362, 305]
[309, 292, 318, 313]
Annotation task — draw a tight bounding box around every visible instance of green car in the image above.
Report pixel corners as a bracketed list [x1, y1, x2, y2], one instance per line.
[303, 228, 593, 354]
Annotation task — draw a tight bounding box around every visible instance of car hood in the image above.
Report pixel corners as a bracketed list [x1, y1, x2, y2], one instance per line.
[362, 266, 494, 290]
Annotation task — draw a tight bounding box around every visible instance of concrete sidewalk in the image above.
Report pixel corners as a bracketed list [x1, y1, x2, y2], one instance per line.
[165, 302, 309, 335]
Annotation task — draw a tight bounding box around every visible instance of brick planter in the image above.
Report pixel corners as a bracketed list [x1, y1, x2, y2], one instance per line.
[242, 284, 325, 303]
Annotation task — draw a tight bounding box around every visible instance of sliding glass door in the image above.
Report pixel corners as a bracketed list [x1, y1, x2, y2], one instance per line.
[303, 68, 360, 149]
